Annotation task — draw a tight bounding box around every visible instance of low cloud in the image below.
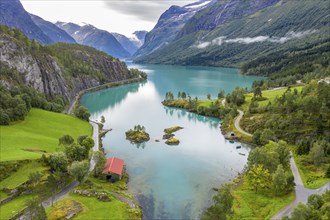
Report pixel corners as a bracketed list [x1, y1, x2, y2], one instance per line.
[104, 0, 194, 22]
[195, 30, 318, 49]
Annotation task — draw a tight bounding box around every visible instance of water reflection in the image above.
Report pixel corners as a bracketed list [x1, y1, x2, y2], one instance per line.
[80, 64, 262, 219]
[164, 106, 219, 129]
[81, 81, 146, 114]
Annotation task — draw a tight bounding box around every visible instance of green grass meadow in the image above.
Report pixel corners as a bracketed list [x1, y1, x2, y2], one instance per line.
[0, 108, 92, 161]
[0, 161, 47, 190]
[294, 154, 330, 189]
[241, 86, 304, 111]
[0, 194, 33, 220]
[232, 175, 295, 220]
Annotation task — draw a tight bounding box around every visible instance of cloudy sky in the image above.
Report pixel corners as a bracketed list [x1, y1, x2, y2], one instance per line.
[21, 0, 196, 36]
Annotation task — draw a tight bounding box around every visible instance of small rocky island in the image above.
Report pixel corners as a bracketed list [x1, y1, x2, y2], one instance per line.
[126, 125, 150, 144]
[163, 126, 183, 145]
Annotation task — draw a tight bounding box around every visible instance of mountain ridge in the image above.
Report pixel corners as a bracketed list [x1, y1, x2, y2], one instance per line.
[30, 14, 76, 44]
[55, 22, 131, 58]
[134, 0, 330, 78]
[0, 25, 133, 103]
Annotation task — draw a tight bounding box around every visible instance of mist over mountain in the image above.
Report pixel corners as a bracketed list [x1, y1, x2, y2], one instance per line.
[134, 0, 330, 73]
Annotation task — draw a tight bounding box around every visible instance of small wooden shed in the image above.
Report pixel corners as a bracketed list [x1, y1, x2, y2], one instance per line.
[102, 157, 124, 181]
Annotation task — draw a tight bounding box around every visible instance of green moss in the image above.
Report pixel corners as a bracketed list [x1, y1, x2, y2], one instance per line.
[47, 199, 82, 220]
[125, 130, 150, 144]
[165, 137, 180, 145]
[164, 126, 183, 134]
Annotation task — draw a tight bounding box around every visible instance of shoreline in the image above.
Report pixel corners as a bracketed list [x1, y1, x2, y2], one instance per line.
[66, 77, 145, 217]
[67, 77, 145, 114]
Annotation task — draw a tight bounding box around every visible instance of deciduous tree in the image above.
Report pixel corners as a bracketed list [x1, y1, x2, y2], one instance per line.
[247, 164, 272, 193]
[272, 165, 287, 196]
[68, 160, 90, 183]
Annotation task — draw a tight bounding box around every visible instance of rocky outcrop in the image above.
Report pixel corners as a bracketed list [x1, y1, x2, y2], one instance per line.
[0, 32, 131, 102]
[134, 0, 213, 59]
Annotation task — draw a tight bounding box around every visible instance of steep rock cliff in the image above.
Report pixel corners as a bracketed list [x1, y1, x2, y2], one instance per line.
[0, 26, 131, 102]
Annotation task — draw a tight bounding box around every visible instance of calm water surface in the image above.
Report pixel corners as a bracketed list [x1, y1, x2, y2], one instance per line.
[80, 64, 263, 219]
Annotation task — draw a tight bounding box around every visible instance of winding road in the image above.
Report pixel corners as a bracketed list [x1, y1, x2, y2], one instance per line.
[222, 98, 330, 219]
[221, 98, 252, 137]
[235, 110, 252, 137]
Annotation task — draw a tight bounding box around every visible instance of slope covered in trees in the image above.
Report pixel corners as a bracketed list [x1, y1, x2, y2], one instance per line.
[0, 25, 145, 124]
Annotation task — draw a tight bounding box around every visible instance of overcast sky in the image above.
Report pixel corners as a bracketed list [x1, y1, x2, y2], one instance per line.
[21, 0, 196, 36]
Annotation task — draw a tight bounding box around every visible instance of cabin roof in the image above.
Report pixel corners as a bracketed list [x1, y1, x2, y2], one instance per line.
[102, 157, 124, 176]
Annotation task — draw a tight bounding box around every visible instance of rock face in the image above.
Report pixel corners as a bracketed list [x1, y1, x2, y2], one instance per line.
[177, 0, 280, 38]
[111, 32, 139, 56]
[0, 0, 52, 44]
[131, 31, 148, 48]
[111, 31, 148, 56]
[134, 0, 213, 58]
[30, 14, 76, 44]
[0, 30, 131, 102]
[55, 22, 131, 58]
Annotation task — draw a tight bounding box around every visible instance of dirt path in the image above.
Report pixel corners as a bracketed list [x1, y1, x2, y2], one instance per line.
[234, 109, 252, 137]
[221, 99, 252, 137]
[112, 192, 136, 208]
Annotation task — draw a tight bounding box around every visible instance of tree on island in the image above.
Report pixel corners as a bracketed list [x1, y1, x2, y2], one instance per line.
[177, 91, 181, 99]
[181, 92, 187, 100]
[165, 91, 174, 100]
[101, 115, 106, 124]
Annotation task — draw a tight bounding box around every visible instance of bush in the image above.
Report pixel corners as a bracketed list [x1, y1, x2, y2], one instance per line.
[74, 106, 90, 121]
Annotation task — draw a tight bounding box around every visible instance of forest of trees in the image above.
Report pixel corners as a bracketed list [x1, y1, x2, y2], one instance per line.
[0, 85, 66, 125]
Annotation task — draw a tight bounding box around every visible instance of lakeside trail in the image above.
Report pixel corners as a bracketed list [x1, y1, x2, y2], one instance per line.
[223, 98, 330, 219]
[67, 77, 143, 114]
[42, 120, 99, 208]
[221, 98, 252, 137]
[234, 110, 252, 137]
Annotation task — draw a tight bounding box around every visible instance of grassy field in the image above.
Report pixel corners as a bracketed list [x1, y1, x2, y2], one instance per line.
[47, 175, 141, 220]
[47, 194, 135, 220]
[0, 161, 47, 190]
[241, 86, 304, 111]
[0, 108, 92, 161]
[294, 154, 330, 189]
[0, 194, 32, 220]
[232, 175, 295, 220]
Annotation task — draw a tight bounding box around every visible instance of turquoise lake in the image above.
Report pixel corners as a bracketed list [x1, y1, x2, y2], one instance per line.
[80, 64, 263, 219]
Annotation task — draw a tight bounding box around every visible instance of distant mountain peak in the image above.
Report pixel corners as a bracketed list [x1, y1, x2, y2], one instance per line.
[56, 22, 130, 58]
[30, 15, 76, 44]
